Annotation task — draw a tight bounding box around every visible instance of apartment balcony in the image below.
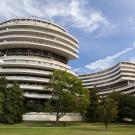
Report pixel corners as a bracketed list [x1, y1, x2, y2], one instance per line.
[2, 55, 71, 69]
[82, 69, 121, 82]
[79, 65, 120, 79]
[0, 59, 76, 75]
[84, 77, 124, 88]
[0, 68, 51, 76]
[0, 41, 78, 60]
[5, 76, 49, 83]
[0, 27, 78, 48]
[23, 92, 51, 99]
[99, 83, 135, 95]
[0, 35, 78, 54]
[83, 73, 121, 86]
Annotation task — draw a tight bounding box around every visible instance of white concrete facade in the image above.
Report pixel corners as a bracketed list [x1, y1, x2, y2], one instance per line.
[23, 113, 83, 121]
[79, 62, 135, 97]
[0, 18, 79, 100]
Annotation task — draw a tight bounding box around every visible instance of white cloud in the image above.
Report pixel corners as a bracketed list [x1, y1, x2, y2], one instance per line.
[0, 0, 113, 34]
[125, 16, 135, 33]
[85, 43, 135, 71]
[73, 42, 135, 74]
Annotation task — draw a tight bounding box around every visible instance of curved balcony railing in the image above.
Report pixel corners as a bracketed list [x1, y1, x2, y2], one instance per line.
[0, 59, 76, 75]
[0, 34, 78, 54]
[23, 92, 51, 99]
[83, 73, 121, 86]
[0, 41, 78, 59]
[0, 68, 51, 76]
[84, 77, 123, 88]
[79, 64, 120, 79]
[0, 24, 78, 46]
[4, 76, 49, 83]
[2, 55, 70, 69]
[99, 83, 135, 95]
[20, 84, 44, 91]
[82, 69, 121, 83]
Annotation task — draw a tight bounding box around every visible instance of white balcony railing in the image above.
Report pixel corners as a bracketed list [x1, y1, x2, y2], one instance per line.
[0, 41, 78, 59]
[0, 59, 76, 75]
[5, 76, 49, 83]
[23, 93, 51, 99]
[0, 34, 78, 53]
[0, 27, 78, 48]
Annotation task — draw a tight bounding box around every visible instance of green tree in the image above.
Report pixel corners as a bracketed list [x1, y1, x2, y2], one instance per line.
[119, 95, 135, 122]
[8, 82, 24, 123]
[98, 93, 118, 130]
[0, 76, 24, 124]
[0, 76, 8, 123]
[86, 88, 99, 122]
[45, 70, 89, 124]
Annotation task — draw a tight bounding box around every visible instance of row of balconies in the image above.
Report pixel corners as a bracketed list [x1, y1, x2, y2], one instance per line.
[0, 59, 75, 75]
[1, 55, 70, 70]
[4, 76, 49, 83]
[79, 64, 120, 79]
[99, 83, 135, 96]
[80, 63, 135, 80]
[0, 23, 78, 46]
[0, 19, 67, 33]
[83, 73, 122, 86]
[0, 34, 78, 54]
[82, 68, 135, 83]
[0, 41, 78, 59]
[82, 69, 121, 82]
[23, 92, 51, 99]
[84, 77, 123, 88]
[0, 68, 51, 76]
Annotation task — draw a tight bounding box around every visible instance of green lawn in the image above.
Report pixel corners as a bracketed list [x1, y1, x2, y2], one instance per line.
[0, 122, 134, 135]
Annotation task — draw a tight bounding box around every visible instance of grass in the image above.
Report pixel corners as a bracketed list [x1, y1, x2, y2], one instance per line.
[0, 122, 135, 135]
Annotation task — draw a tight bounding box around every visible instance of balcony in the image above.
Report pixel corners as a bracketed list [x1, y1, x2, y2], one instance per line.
[23, 92, 51, 99]
[0, 34, 78, 54]
[0, 41, 78, 60]
[4, 76, 49, 83]
[0, 59, 76, 75]
[0, 27, 79, 48]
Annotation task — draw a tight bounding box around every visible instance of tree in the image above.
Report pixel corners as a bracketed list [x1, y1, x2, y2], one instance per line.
[0, 76, 24, 124]
[45, 70, 89, 124]
[24, 99, 44, 112]
[119, 95, 135, 122]
[8, 82, 24, 123]
[86, 88, 99, 122]
[0, 76, 8, 123]
[98, 93, 119, 130]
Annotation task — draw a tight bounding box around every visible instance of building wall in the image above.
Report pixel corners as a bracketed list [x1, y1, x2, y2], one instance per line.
[79, 62, 135, 97]
[23, 113, 83, 121]
[0, 18, 79, 100]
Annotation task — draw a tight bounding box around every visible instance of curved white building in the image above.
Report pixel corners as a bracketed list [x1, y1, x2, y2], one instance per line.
[0, 18, 79, 111]
[79, 62, 135, 98]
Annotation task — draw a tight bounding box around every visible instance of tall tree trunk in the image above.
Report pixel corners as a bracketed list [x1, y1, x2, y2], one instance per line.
[56, 112, 59, 125]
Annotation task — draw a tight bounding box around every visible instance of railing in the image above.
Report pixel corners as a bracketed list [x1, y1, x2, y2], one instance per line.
[2, 55, 70, 69]
[83, 74, 121, 86]
[0, 68, 51, 76]
[80, 65, 120, 79]
[0, 59, 76, 75]
[0, 34, 78, 53]
[82, 69, 121, 82]
[0, 27, 78, 48]
[0, 41, 78, 59]
[99, 83, 135, 95]
[23, 92, 51, 99]
[4, 76, 49, 83]
[84, 77, 123, 88]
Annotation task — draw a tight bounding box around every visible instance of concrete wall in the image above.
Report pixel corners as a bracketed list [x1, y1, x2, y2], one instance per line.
[23, 112, 84, 121]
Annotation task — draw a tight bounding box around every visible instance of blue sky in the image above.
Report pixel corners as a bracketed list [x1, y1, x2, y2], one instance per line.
[1, 0, 135, 74]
